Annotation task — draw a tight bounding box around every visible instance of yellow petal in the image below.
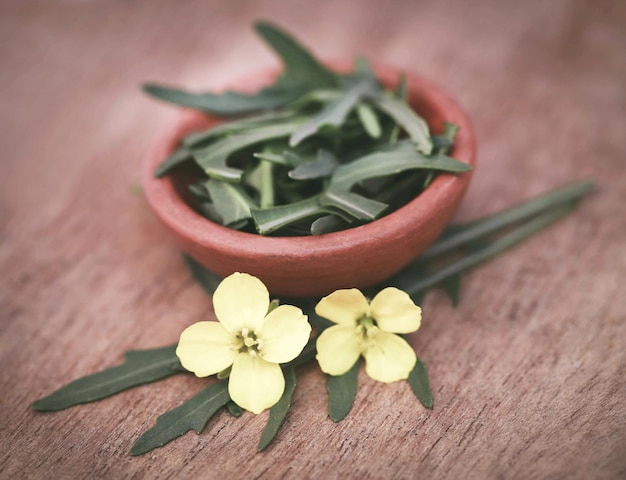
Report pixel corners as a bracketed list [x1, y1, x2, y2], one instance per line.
[315, 324, 361, 375]
[257, 305, 311, 364]
[229, 353, 285, 414]
[176, 322, 238, 377]
[363, 331, 416, 383]
[213, 272, 269, 333]
[369, 287, 421, 334]
[315, 288, 370, 325]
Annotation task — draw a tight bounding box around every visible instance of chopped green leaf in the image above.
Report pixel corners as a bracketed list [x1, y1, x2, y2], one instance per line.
[154, 148, 193, 178]
[204, 178, 256, 226]
[372, 93, 433, 154]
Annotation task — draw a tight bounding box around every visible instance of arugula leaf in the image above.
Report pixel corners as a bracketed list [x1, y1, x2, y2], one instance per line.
[372, 93, 433, 154]
[183, 255, 223, 296]
[32, 345, 183, 412]
[258, 367, 297, 451]
[192, 121, 305, 181]
[154, 148, 193, 178]
[327, 360, 360, 422]
[408, 358, 433, 408]
[143, 84, 303, 116]
[288, 149, 337, 180]
[289, 76, 380, 146]
[254, 21, 338, 90]
[204, 178, 256, 226]
[130, 381, 230, 456]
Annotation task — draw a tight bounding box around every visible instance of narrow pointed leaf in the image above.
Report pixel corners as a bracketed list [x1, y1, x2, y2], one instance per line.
[322, 191, 388, 221]
[408, 358, 433, 408]
[372, 93, 433, 154]
[288, 150, 337, 180]
[204, 178, 256, 225]
[32, 345, 183, 412]
[254, 22, 338, 89]
[357, 103, 382, 138]
[193, 121, 304, 181]
[399, 204, 579, 300]
[258, 367, 297, 451]
[227, 401, 244, 418]
[290, 77, 379, 146]
[327, 360, 360, 422]
[420, 179, 596, 261]
[154, 148, 193, 178]
[183, 110, 298, 149]
[143, 84, 303, 116]
[130, 381, 230, 456]
[443, 272, 463, 306]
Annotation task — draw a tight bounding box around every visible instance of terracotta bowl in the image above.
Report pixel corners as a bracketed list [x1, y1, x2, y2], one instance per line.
[143, 64, 476, 298]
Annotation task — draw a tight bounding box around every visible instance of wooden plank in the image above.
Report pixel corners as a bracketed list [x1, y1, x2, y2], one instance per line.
[1, 0, 625, 478]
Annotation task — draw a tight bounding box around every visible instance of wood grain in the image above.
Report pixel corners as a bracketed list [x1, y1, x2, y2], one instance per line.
[1, 0, 625, 478]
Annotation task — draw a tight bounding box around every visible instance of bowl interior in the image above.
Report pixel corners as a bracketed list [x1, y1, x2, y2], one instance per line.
[144, 64, 476, 297]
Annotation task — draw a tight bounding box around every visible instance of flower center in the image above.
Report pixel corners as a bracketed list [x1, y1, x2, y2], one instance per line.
[356, 315, 379, 348]
[234, 327, 264, 357]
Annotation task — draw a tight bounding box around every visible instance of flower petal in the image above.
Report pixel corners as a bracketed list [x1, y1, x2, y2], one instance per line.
[315, 324, 361, 375]
[176, 322, 238, 377]
[257, 305, 311, 364]
[369, 287, 421, 334]
[363, 331, 416, 383]
[213, 272, 269, 333]
[315, 288, 370, 325]
[229, 353, 285, 414]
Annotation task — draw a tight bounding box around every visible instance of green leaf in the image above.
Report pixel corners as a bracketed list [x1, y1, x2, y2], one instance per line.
[251, 195, 323, 235]
[258, 367, 297, 451]
[193, 121, 305, 181]
[289, 76, 380, 146]
[443, 272, 463, 306]
[372, 93, 433, 154]
[183, 110, 299, 149]
[321, 191, 388, 221]
[400, 203, 580, 300]
[32, 345, 183, 412]
[254, 21, 338, 90]
[356, 103, 382, 139]
[310, 214, 351, 235]
[154, 148, 193, 178]
[204, 178, 256, 226]
[143, 83, 303, 116]
[327, 360, 360, 422]
[183, 255, 223, 296]
[130, 381, 230, 456]
[227, 401, 244, 418]
[288, 149, 337, 180]
[408, 358, 433, 409]
[420, 179, 596, 261]
[329, 141, 470, 190]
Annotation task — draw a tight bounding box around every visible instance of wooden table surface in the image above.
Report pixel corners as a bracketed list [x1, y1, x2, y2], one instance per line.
[2, 1, 625, 478]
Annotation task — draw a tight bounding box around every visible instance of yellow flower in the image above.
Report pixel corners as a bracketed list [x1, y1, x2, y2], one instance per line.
[176, 272, 311, 414]
[315, 287, 421, 382]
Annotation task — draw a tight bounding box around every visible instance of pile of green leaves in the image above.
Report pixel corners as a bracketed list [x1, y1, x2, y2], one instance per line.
[32, 179, 594, 454]
[145, 22, 471, 235]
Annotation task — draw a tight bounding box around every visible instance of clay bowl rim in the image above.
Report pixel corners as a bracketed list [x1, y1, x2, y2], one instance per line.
[143, 62, 476, 268]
